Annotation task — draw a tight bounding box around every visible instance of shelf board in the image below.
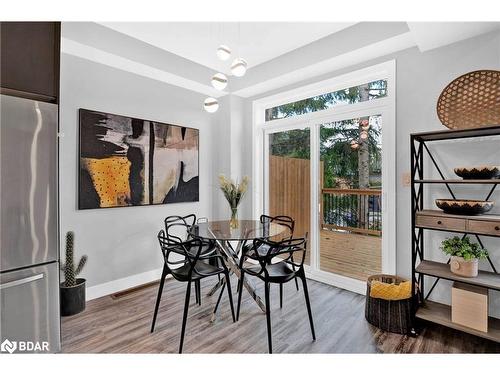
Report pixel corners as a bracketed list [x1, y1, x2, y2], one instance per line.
[412, 126, 500, 142]
[416, 300, 500, 343]
[414, 179, 500, 184]
[416, 260, 500, 291]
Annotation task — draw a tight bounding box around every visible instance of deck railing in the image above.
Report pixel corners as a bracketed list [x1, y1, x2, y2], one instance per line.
[321, 188, 382, 236]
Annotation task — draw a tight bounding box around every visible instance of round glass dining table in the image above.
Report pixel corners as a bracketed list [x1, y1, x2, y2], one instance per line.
[189, 219, 287, 317]
[190, 219, 286, 242]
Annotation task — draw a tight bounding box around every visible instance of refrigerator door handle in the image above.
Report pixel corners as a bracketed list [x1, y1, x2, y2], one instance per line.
[0, 273, 44, 290]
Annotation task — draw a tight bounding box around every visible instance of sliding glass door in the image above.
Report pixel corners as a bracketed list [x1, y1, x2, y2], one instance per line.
[263, 111, 391, 292]
[317, 115, 382, 281]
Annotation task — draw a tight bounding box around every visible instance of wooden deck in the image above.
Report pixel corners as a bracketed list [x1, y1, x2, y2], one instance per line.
[319, 229, 381, 281]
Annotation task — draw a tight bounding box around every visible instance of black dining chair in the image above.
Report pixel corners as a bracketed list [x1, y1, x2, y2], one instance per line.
[163, 215, 204, 305]
[239, 215, 299, 308]
[236, 235, 315, 353]
[151, 230, 235, 353]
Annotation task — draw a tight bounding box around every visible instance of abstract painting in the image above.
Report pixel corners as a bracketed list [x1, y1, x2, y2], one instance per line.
[79, 109, 199, 209]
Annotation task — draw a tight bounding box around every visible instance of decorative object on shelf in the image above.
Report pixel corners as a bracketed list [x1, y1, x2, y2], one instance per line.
[365, 274, 413, 334]
[437, 70, 500, 130]
[435, 198, 494, 215]
[211, 73, 228, 90]
[454, 165, 500, 180]
[60, 231, 87, 316]
[79, 109, 199, 209]
[216, 45, 231, 61]
[230, 57, 247, 77]
[440, 236, 488, 277]
[204, 97, 219, 113]
[452, 282, 488, 333]
[218, 174, 249, 229]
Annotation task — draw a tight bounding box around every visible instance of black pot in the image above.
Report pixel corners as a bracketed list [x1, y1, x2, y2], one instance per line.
[60, 278, 86, 316]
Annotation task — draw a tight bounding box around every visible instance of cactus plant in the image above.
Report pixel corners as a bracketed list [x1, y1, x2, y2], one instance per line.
[61, 231, 87, 287]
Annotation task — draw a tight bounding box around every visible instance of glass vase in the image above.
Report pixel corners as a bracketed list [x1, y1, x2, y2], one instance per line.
[230, 207, 239, 229]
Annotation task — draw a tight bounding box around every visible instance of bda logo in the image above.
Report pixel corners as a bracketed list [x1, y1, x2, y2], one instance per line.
[1, 339, 17, 354]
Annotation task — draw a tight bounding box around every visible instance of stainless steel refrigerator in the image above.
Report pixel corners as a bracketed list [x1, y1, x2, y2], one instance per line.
[0, 94, 60, 353]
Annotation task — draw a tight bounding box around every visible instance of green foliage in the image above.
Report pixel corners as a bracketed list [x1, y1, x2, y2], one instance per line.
[440, 236, 488, 261]
[266, 80, 387, 120]
[61, 231, 88, 287]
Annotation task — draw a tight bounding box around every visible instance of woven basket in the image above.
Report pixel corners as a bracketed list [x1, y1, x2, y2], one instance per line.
[437, 70, 500, 130]
[365, 274, 413, 335]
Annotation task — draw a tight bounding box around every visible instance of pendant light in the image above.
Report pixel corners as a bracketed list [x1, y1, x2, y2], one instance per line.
[231, 58, 247, 77]
[216, 45, 231, 61]
[211, 73, 228, 90]
[204, 97, 219, 113]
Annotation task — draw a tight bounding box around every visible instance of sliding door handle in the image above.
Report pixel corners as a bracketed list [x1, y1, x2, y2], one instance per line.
[0, 273, 44, 290]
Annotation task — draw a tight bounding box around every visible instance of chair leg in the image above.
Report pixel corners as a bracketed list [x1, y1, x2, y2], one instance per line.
[279, 283, 283, 309]
[225, 272, 236, 322]
[151, 265, 168, 333]
[294, 276, 299, 291]
[179, 281, 192, 354]
[213, 280, 226, 315]
[196, 280, 202, 306]
[300, 272, 316, 341]
[236, 270, 245, 321]
[264, 282, 272, 354]
[194, 281, 199, 305]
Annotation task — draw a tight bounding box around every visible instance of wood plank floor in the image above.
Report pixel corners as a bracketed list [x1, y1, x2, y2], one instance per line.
[61, 276, 500, 353]
[319, 229, 381, 281]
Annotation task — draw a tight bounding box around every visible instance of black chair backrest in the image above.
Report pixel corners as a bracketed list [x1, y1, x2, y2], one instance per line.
[164, 214, 196, 243]
[246, 234, 308, 277]
[157, 230, 218, 279]
[260, 214, 295, 241]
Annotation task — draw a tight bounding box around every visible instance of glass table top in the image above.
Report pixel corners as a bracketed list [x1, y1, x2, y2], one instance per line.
[189, 220, 287, 241]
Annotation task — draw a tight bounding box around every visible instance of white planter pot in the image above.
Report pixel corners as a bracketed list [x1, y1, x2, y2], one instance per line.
[450, 256, 479, 278]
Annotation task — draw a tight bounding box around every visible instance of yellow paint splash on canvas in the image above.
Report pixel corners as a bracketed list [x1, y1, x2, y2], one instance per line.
[82, 157, 131, 207]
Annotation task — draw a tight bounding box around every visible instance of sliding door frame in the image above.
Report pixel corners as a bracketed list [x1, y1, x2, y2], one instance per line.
[253, 60, 396, 294]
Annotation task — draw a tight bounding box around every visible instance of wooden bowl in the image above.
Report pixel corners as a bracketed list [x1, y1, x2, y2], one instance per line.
[435, 199, 494, 215]
[454, 166, 500, 180]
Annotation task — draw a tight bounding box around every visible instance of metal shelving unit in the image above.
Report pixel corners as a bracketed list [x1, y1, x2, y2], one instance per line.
[410, 125, 500, 343]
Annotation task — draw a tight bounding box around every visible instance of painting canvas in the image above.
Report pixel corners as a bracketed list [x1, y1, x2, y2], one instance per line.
[79, 109, 199, 209]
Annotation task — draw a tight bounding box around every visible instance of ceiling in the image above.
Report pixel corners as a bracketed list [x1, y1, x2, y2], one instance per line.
[99, 22, 357, 72]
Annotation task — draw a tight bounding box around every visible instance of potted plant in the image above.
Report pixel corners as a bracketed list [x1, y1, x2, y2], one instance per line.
[218, 174, 249, 229]
[60, 231, 88, 316]
[440, 236, 488, 277]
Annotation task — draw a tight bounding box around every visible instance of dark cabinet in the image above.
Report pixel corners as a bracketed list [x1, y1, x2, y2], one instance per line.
[0, 22, 60, 103]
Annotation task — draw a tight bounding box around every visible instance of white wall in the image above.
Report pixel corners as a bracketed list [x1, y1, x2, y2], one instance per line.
[59, 53, 214, 297]
[241, 30, 500, 316]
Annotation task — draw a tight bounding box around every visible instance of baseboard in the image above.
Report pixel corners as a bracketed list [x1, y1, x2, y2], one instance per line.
[86, 267, 164, 301]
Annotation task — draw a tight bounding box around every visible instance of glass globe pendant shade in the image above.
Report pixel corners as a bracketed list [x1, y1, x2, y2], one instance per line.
[231, 58, 247, 77]
[360, 130, 369, 140]
[204, 97, 219, 113]
[350, 140, 359, 149]
[211, 73, 228, 90]
[216, 45, 231, 61]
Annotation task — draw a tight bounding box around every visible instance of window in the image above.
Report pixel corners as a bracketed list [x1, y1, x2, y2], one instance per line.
[265, 79, 387, 121]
